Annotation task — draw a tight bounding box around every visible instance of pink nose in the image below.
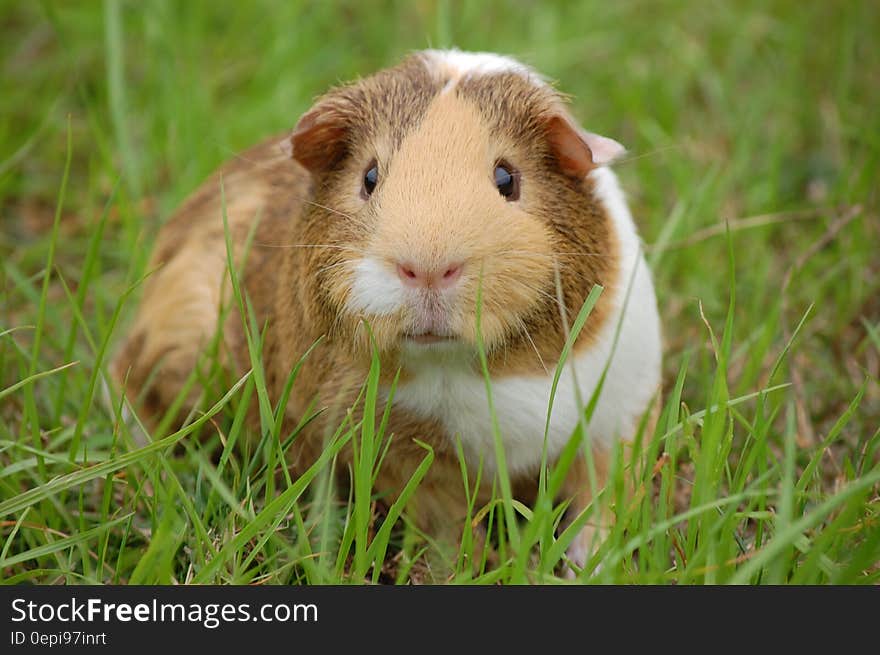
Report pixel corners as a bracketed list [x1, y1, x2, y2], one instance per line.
[396, 261, 463, 289]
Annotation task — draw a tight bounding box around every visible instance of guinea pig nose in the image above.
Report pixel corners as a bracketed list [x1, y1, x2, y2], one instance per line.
[396, 262, 463, 289]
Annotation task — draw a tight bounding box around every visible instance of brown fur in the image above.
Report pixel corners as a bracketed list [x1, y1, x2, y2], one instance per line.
[113, 53, 637, 576]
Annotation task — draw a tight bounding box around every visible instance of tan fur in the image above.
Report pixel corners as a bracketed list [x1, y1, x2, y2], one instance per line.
[113, 139, 306, 421]
[351, 91, 559, 358]
[112, 52, 651, 578]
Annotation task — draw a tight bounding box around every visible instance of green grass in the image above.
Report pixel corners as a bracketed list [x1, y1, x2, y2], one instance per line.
[1, 0, 878, 584]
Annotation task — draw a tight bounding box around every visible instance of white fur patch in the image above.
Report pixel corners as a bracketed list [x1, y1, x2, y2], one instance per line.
[421, 49, 544, 93]
[392, 168, 662, 475]
[347, 257, 406, 315]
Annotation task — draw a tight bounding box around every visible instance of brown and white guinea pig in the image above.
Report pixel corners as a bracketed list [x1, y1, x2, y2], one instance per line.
[112, 49, 662, 576]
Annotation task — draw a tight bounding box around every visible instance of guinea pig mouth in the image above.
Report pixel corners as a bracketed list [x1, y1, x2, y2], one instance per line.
[400, 298, 459, 345]
[402, 331, 457, 345]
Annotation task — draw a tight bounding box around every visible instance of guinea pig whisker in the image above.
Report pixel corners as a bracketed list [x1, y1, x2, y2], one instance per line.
[534, 287, 563, 306]
[493, 249, 609, 260]
[300, 199, 355, 219]
[301, 199, 372, 230]
[514, 316, 549, 374]
[611, 142, 684, 167]
[252, 242, 364, 254]
[490, 274, 558, 306]
[554, 252, 610, 258]
[296, 198, 370, 229]
[316, 260, 357, 276]
[518, 284, 559, 307]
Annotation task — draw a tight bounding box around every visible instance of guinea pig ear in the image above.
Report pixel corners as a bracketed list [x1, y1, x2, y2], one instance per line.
[283, 98, 351, 172]
[544, 114, 625, 178]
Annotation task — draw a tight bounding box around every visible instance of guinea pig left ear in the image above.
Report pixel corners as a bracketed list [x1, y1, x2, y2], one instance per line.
[280, 98, 351, 172]
[544, 114, 625, 178]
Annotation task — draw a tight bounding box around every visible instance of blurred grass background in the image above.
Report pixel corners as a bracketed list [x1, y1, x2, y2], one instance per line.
[1, 0, 878, 583]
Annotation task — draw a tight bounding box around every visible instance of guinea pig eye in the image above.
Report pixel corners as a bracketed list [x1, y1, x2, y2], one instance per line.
[361, 161, 379, 199]
[494, 161, 520, 201]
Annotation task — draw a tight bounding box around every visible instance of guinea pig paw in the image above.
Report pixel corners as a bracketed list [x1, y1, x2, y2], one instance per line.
[562, 546, 590, 580]
[562, 526, 605, 580]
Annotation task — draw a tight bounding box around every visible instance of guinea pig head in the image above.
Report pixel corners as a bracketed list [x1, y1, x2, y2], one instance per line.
[286, 52, 623, 373]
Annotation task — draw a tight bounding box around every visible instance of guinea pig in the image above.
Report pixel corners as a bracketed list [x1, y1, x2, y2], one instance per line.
[112, 49, 662, 578]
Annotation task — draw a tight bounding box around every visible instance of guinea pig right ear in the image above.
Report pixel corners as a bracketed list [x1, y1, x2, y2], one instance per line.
[282, 97, 352, 172]
[544, 113, 626, 178]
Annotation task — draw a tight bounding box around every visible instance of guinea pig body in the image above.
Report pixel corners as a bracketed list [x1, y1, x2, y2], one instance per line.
[113, 49, 662, 577]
